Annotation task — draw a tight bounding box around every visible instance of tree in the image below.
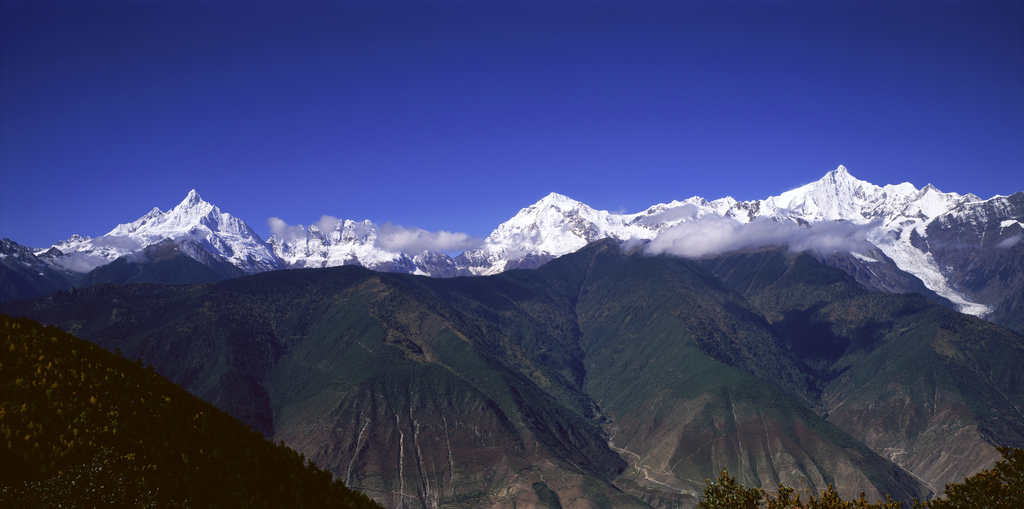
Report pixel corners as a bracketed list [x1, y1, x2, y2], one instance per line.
[697, 469, 764, 509]
[916, 447, 1023, 509]
[697, 448, 1022, 508]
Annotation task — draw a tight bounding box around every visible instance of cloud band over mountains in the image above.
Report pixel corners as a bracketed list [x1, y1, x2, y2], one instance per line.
[267, 217, 483, 254]
[267, 212, 879, 259]
[645, 216, 879, 258]
[375, 223, 484, 254]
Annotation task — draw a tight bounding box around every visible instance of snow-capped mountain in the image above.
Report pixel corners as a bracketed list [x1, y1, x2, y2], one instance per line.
[452, 166, 1022, 319]
[40, 190, 282, 276]
[453, 193, 650, 275]
[11, 166, 1023, 330]
[451, 192, 759, 275]
[753, 167, 1020, 317]
[1, 238, 82, 302]
[267, 219, 420, 274]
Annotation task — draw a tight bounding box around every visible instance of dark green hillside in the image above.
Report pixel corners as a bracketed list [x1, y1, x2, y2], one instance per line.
[564, 244, 925, 505]
[5, 241, 1022, 507]
[365, 243, 921, 503]
[0, 267, 643, 508]
[0, 314, 381, 508]
[701, 247, 1024, 495]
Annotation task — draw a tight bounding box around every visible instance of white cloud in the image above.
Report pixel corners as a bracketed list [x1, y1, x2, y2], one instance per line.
[375, 223, 484, 254]
[645, 216, 878, 258]
[314, 215, 342, 234]
[350, 221, 373, 240]
[90, 235, 142, 250]
[267, 217, 306, 241]
[57, 252, 110, 273]
[636, 203, 699, 225]
[995, 235, 1021, 249]
[618, 236, 646, 254]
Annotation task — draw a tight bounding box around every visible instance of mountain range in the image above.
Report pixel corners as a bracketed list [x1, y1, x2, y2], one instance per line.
[2, 240, 1021, 508]
[1, 166, 1023, 508]
[3, 166, 1022, 335]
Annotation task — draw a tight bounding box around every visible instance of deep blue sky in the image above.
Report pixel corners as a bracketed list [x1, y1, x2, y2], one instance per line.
[2, 0, 1022, 249]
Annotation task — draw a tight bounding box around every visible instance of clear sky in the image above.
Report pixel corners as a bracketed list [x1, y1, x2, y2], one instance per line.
[2, 0, 1022, 249]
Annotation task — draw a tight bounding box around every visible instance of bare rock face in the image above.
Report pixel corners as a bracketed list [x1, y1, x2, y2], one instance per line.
[825, 380, 1002, 496]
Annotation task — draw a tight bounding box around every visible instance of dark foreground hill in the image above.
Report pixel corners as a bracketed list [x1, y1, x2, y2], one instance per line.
[3, 240, 1022, 508]
[0, 315, 381, 509]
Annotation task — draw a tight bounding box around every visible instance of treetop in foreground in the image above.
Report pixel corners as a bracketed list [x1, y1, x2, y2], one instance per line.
[697, 448, 1022, 509]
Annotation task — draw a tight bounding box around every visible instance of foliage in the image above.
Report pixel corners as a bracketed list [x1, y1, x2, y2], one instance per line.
[697, 469, 763, 509]
[1, 448, 168, 508]
[698, 451, 1024, 509]
[912, 447, 1024, 509]
[0, 315, 382, 508]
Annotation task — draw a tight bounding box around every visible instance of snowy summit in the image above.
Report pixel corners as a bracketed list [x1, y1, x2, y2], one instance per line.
[27, 167, 1024, 318]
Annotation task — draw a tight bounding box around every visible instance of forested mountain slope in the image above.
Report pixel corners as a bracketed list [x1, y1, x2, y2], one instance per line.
[3, 240, 1021, 508]
[0, 315, 381, 508]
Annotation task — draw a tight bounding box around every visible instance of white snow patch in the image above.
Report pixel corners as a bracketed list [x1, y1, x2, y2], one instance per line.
[850, 252, 879, 263]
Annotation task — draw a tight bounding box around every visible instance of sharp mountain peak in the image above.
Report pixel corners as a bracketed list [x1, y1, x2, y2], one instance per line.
[15, 166, 1023, 321]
